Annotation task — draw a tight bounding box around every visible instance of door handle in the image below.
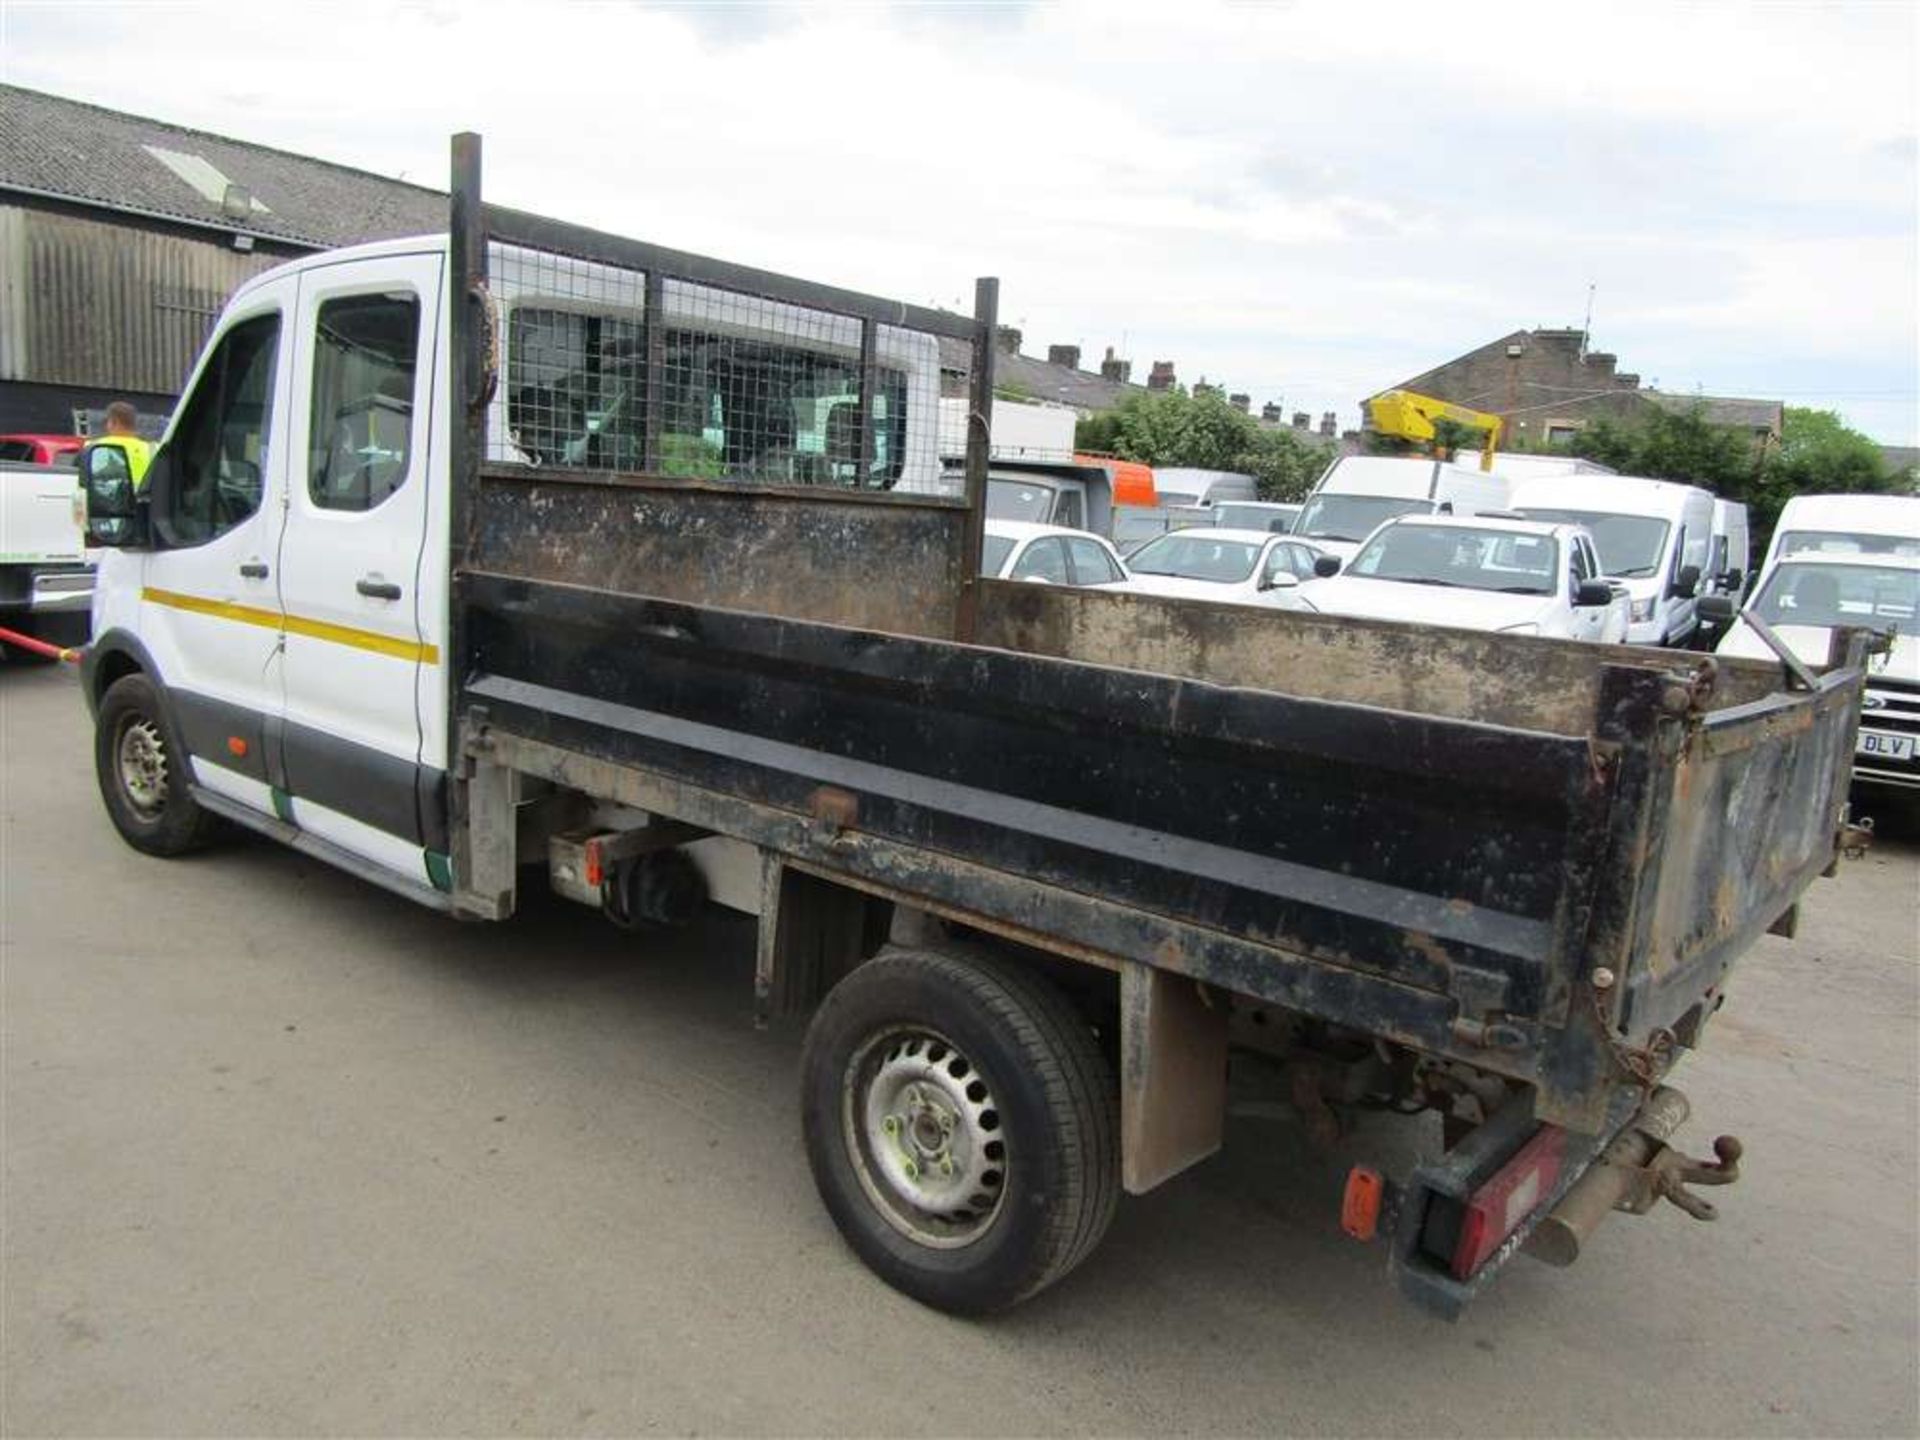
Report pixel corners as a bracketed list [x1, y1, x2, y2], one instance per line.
[238, 561, 269, 579]
[356, 577, 403, 601]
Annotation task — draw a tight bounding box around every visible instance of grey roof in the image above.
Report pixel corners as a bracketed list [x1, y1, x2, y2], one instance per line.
[1644, 391, 1783, 433]
[0, 84, 446, 249]
[939, 337, 1147, 413]
[1880, 445, 1920, 478]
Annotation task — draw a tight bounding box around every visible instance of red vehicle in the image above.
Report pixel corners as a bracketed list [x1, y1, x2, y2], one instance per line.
[0, 434, 84, 466]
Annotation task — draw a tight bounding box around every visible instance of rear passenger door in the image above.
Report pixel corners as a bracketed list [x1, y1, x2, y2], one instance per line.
[273, 250, 444, 882]
[1062, 536, 1126, 587]
[1010, 537, 1071, 584]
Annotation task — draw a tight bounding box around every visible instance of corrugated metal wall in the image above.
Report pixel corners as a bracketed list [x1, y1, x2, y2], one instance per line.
[0, 206, 278, 395]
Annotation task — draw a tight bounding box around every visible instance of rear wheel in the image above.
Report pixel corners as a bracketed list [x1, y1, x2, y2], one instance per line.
[800, 945, 1118, 1314]
[94, 673, 219, 856]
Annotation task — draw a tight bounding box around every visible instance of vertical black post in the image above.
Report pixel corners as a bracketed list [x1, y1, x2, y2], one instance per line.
[445, 131, 486, 896]
[642, 271, 664, 473]
[854, 317, 878, 485]
[955, 275, 997, 640]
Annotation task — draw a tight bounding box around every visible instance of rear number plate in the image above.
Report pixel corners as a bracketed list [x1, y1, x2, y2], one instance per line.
[1857, 729, 1915, 762]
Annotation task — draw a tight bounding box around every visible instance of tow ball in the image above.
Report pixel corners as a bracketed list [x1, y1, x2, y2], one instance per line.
[1526, 1087, 1741, 1267]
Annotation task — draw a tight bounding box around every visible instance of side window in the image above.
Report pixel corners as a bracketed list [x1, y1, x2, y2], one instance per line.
[157, 312, 280, 548]
[1064, 537, 1122, 585]
[1010, 537, 1070, 583]
[0, 441, 32, 462]
[1570, 538, 1593, 592]
[1053, 490, 1085, 531]
[310, 293, 421, 511]
[1281, 544, 1316, 579]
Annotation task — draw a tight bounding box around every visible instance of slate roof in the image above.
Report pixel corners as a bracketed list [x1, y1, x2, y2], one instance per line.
[1644, 390, 1784, 434]
[939, 337, 1149, 413]
[0, 83, 445, 249]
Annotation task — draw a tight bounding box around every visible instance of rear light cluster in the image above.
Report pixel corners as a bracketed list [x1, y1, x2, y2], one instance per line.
[1424, 1125, 1566, 1280]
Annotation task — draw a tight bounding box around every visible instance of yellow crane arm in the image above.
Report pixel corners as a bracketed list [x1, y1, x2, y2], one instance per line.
[1366, 390, 1503, 471]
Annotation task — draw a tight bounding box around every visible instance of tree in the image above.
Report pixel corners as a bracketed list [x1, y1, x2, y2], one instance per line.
[1073, 390, 1323, 502]
[1750, 407, 1897, 537]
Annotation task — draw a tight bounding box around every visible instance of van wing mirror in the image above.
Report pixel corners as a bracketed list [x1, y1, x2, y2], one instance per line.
[1724, 567, 1744, 592]
[1574, 579, 1615, 608]
[79, 443, 149, 548]
[1312, 554, 1341, 578]
[1697, 594, 1736, 625]
[1671, 564, 1702, 599]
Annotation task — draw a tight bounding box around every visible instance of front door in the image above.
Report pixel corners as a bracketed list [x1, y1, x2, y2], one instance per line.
[273, 250, 443, 882]
[136, 282, 293, 816]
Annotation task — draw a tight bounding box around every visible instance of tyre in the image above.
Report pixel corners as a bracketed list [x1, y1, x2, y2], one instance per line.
[94, 673, 219, 856]
[800, 944, 1119, 1314]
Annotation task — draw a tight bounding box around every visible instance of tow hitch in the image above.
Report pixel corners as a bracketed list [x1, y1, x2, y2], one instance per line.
[1525, 1086, 1741, 1267]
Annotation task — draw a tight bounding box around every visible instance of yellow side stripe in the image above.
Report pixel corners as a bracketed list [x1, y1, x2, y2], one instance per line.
[141, 587, 440, 665]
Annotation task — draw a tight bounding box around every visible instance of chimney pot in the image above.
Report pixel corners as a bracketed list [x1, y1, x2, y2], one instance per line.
[1047, 343, 1082, 371]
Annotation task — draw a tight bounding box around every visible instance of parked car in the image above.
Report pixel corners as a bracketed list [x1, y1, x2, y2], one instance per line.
[1712, 552, 1918, 794]
[0, 458, 93, 652]
[1511, 475, 1715, 646]
[1296, 456, 1514, 564]
[1211, 500, 1300, 533]
[1123, 527, 1325, 607]
[0, 433, 84, 467]
[1297, 516, 1629, 642]
[981, 520, 1132, 589]
[1111, 503, 1209, 557]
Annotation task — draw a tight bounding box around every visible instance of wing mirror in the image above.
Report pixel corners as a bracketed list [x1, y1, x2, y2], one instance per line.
[1670, 564, 1702, 599]
[1259, 570, 1300, 592]
[1574, 579, 1615, 608]
[78, 442, 149, 548]
[1312, 554, 1341, 578]
[1697, 594, 1737, 625]
[1724, 567, 1744, 593]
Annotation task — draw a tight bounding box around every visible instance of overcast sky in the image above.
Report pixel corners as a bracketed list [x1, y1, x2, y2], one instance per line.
[4, 0, 1916, 442]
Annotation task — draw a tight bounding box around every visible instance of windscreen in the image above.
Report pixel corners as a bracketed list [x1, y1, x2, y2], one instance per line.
[1296, 494, 1429, 543]
[1126, 533, 1262, 583]
[1215, 502, 1297, 532]
[1516, 508, 1670, 577]
[980, 535, 1015, 576]
[1751, 562, 1918, 630]
[1776, 530, 1920, 560]
[986, 478, 1058, 523]
[1349, 525, 1559, 595]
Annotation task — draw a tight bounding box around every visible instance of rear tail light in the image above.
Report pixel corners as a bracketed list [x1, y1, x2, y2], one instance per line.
[1448, 1126, 1566, 1280]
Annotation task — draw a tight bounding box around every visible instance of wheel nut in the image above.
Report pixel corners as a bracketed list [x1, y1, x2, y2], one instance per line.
[902, 1159, 919, 1180]
[883, 1116, 899, 1136]
[939, 1157, 955, 1177]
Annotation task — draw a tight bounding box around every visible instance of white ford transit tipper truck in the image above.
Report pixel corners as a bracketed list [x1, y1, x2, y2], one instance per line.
[74, 134, 1865, 1321]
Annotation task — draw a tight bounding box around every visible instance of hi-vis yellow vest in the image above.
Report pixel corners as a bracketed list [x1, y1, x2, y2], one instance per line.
[86, 435, 154, 486]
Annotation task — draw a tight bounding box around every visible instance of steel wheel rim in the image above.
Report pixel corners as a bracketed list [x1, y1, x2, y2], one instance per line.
[117, 716, 169, 816]
[842, 1027, 1008, 1249]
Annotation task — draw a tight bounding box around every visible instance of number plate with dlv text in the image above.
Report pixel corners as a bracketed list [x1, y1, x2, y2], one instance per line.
[1857, 729, 1915, 762]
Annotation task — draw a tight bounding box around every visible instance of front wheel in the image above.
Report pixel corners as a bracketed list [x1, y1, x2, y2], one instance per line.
[94, 673, 219, 856]
[800, 945, 1119, 1314]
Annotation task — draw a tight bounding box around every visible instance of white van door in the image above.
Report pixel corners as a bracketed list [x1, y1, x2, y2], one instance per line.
[273, 250, 444, 881]
[135, 279, 294, 818]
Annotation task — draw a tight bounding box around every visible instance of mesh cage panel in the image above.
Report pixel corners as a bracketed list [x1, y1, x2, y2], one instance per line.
[484, 242, 962, 495]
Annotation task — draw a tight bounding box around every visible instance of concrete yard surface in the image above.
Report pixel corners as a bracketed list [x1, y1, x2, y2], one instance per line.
[3, 660, 1917, 1437]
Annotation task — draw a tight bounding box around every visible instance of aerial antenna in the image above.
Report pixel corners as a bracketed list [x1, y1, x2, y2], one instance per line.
[1580, 282, 1597, 359]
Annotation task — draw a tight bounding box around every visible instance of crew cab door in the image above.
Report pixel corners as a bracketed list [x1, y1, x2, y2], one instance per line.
[273, 250, 444, 880]
[135, 280, 293, 815]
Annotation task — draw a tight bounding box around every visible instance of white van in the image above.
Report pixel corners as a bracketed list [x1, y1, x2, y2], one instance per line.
[1151, 468, 1258, 510]
[1511, 475, 1715, 646]
[1481, 452, 1616, 481]
[1758, 494, 1920, 572]
[1295, 456, 1512, 562]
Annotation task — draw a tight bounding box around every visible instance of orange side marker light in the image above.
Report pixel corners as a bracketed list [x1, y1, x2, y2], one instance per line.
[1342, 1165, 1384, 1242]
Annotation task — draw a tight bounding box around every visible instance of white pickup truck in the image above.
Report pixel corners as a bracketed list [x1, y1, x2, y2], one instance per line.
[1296, 515, 1631, 642]
[0, 459, 92, 652]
